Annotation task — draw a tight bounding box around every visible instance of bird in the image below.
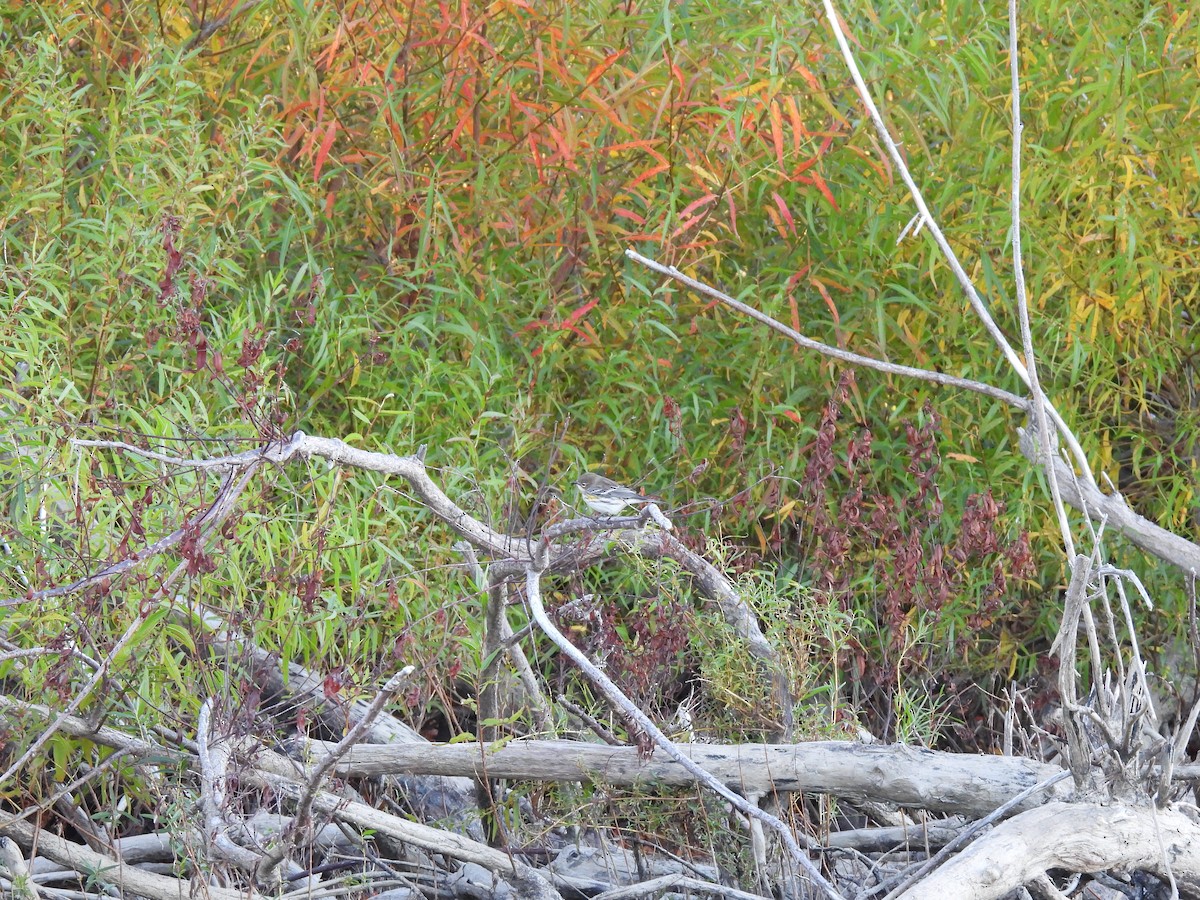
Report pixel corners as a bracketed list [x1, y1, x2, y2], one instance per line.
[574, 472, 663, 517]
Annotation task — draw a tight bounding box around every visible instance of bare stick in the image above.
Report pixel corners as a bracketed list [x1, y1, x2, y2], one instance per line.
[257, 666, 415, 883]
[1017, 428, 1200, 574]
[0, 462, 258, 788]
[4, 465, 253, 608]
[68, 432, 538, 565]
[243, 743, 564, 898]
[625, 249, 1028, 412]
[1007, 0, 1074, 560]
[0, 818, 248, 900]
[196, 699, 266, 874]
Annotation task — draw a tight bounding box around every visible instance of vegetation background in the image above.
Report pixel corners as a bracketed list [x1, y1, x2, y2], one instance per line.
[1, 0, 1197, 780]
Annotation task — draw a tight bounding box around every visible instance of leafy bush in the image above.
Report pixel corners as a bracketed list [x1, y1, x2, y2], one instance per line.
[2, 0, 1197, 763]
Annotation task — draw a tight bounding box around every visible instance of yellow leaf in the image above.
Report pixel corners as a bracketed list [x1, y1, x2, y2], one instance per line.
[723, 80, 769, 101]
[686, 162, 720, 186]
[945, 452, 979, 463]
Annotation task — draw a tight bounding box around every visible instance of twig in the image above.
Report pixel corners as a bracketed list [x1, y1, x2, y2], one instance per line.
[1018, 428, 1200, 574]
[624, 249, 1029, 412]
[64, 433, 539, 570]
[4, 464, 253, 608]
[183, 0, 264, 51]
[196, 699, 265, 874]
[1007, 0, 1075, 560]
[592, 873, 771, 900]
[0, 462, 258, 788]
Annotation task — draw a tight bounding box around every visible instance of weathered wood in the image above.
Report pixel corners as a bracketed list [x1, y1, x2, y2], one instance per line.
[0, 819, 251, 900]
[295, 738, 1073, 818]
[901, 802, 1200, 899]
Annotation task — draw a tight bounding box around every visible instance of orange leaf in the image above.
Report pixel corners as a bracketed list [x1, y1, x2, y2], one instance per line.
[529, 135, 545, 181]
[630, 162, 670, 188]
[765, 204, 787, 240]
[605, 139, 663, 155]
[585, 49, 627, 87]
[784, 95, 806, 152]
[795, 64, 822, 92]
[769, 100, 785, 167]
[450, 105, 474, 146]
[792, 154, 820, 177]
[810, 170, 839, 211]
[811, 277, 840, 325]
[313, 121, 337, 182]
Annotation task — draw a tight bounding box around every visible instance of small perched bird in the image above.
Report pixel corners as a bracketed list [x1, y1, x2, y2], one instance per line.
[574, 472, 662, 516]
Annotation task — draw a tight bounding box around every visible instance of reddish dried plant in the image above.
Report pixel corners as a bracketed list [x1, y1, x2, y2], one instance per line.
[796, 372, 1036, 687]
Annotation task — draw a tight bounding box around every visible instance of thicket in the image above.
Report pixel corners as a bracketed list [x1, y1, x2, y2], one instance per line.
[1, 0, 1197, 813]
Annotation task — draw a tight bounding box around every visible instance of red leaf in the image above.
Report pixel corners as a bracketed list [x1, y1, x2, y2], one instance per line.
[562, 298, 598, 330]
[678, 192, 717, 220]
[771, 191, 795, 235]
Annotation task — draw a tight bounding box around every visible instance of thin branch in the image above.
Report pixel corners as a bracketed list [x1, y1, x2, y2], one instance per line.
[63, 433, 538, 574]
[0, 463, 259, 788]
[625, 249, 1029, 412]
[196, 699, 265, 875]
[0, 818, 249, 900]
[1018, 428, 1200, 574]
[1008, 0, 1075, 560]
[4, 466, 250, 608]
[258, 667, 416, 883]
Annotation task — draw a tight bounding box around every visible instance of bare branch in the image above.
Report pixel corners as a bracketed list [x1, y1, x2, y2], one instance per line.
[257, 667, 415, 883]
[624, 249, 1029, 412]
[244, 741, 563, 898]
[4, 465, 255, 608]
[290, 737, 1073, 818]
[1018, 429, 1200, 573]
[0, 818, 250, 900]
[0, 461, 259, 788]
[879, 770, 1071, 899]
[1008, 0, 1075, 559]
